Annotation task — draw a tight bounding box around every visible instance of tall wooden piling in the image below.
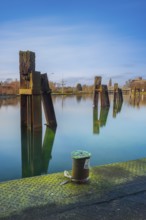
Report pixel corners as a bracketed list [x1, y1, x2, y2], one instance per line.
[19, 51, 57, 129]
[100, 85, 110, 108]
[19, 51, 42, 129]
[93, 76, 110, 108]
[93, 76, 101, 107]
[114, 83, 123, 104]
[113, 83, 123, 117]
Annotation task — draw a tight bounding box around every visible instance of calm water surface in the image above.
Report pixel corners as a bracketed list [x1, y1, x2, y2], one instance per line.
[0, 94, 146, 182]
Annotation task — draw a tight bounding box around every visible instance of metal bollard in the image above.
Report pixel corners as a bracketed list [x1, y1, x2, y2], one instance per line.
[71, 150, 91, 183]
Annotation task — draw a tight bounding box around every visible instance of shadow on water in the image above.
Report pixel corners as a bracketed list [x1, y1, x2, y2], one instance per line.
[21, 126, 56, 178]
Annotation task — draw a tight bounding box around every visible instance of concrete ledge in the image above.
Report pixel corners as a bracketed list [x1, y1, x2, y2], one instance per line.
[1, 158, 146, 219]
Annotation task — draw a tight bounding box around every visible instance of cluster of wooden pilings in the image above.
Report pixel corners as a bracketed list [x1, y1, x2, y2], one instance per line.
[93, 76, 123, 133]
[19, 51, 57, 130]
[19, 51, 57, 177]
[93, 76, 110, 108]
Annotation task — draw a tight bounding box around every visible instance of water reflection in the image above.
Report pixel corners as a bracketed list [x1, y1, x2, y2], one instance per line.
[21, 126, 56, 178]
[76, 95, 82, 103]
[129, 95, 141, 108]
[93, 106, 109, 134]
[0, 96, 19, 108]
[42, 127, 56, 174]
[113, 100, 123, 118]
[2, 94, 146, 182]
[93, 107, 100, 134]
[123, 94, 146, 107]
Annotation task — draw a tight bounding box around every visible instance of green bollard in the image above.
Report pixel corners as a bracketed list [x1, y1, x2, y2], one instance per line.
[71, 150, 91, 183]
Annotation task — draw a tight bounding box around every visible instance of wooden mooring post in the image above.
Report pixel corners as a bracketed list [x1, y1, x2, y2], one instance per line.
[114, 83, 123, 104]
[93, 76, 101, 107]
[93, 76, 110, 108]
[19, 50, 57, 129]
[100, 85, 110, 108]
[113, 83, 123, 118]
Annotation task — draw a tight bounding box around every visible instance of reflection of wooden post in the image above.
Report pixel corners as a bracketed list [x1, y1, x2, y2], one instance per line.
[21, 127, 42, 178]
[93, 105, 109, 134]
[41, 73, 57, 128]
[19, 51, 42, 129]
[93, 76, 101, 107]
[113, 100, 123, 118]
[100, 85, 110, 108]
[133, 87, 140, 97]
[99, 106, 109, 127]
[93, 107, 100, 134]
[42, 127, 56, 173]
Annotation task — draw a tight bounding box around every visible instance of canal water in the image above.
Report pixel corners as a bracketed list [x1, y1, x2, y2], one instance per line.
[0, 94, 146, 182]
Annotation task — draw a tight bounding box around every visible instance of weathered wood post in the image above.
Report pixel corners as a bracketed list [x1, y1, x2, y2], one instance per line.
[113, 83, 123, 117]
[41, 73, 57, 128]
[19, 51, 57, 129]
[93, 77, 110, 107]
[19, 51, 42, 129]
[114, 83, 123, 104]
[100, 85, 110, 108]
[93, 76, 101, 107]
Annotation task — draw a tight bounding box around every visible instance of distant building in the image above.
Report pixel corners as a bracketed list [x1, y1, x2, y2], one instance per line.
[4, 78, 13, 84]
[108, 78, 112, 87]
[129, 77, 146, 92]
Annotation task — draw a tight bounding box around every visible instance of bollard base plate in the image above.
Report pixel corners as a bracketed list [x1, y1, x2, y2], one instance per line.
[71, 177, 90, 183]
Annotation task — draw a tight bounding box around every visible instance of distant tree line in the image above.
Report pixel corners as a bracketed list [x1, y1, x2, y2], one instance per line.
[0, 80, 19, 95]
[0, 79, 95, 95]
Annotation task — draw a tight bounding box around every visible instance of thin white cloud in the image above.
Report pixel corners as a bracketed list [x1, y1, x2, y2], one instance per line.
[0, 17, 146, 85]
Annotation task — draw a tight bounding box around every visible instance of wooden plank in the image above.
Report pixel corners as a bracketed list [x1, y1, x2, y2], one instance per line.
[41, 74, 57, 128]
[100, 85, 110, 108]
[20, 95, 28, 126]
[31, 95, 42, 129]
[19, 89, 41, 95]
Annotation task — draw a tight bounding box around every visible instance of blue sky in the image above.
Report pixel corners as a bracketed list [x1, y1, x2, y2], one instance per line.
[0, 0, 146, 86]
